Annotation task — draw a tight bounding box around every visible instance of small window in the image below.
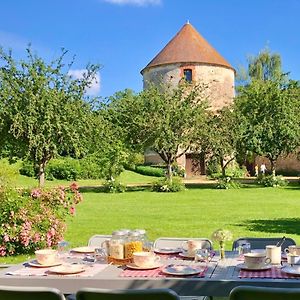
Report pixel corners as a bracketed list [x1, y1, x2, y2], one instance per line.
[183, 69, 192, 82]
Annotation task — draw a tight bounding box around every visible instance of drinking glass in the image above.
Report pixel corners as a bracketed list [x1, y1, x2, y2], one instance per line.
[194, 249, 210, 263]
[94, 247, 108, 263]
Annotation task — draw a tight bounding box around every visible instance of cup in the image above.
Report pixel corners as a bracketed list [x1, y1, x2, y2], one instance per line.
[287, 254, 300, 265]
[133, 251, 160, 267]
[285, 246, 300, 256]
[35, 249, 58, 265]
[182, 240, 205, 256]
[194, 248, 210, 262]
[244, 252, 271, 269]
[266, 245, 281, 264]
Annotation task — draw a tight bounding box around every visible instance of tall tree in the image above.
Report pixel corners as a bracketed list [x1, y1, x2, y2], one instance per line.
[108, 83, 209, 182]
[234, 79, 300, 175]
[0, 47, 100, 186]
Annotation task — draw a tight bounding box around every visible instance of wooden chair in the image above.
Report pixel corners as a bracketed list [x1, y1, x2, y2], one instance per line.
[76, 288, 180, 300]
[88, 234, 112, 247]
[232, 237, 296, 252]
[0, 285, 65, 300]
[154, 237, 213, 250]
[229, 285, 300, 300]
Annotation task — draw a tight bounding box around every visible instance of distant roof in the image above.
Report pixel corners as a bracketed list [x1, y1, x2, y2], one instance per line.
[141, 22, 234, 74]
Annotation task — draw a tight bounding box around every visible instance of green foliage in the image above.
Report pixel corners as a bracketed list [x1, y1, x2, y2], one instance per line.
[257, 175, 288, 187]
[215, 177, 241, 189]
[0, 183, 82, 256]
[78, 155, 102, 179]
[152, 177, 185, 192]
[235, 79, 300, 174]
[0, 158, 19, 186]
[0, 47, 100, 186]
[134, 165, 165, 177]
[19, 160, 36, 178]
[46, 158, 81, 181]
[103, 179, 126, 193]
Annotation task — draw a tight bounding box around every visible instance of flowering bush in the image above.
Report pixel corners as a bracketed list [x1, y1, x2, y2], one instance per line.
[152, 177, 185, 192]
[211, 228, 233, 259]
[0, 183, 82, 256]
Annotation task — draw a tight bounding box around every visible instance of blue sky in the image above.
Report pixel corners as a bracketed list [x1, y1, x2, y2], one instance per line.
[0, 0, 299, 97]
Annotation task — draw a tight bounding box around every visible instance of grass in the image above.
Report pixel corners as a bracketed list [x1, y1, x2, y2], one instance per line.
[11, 170, 157, 188]
[2, 172, 300, 264]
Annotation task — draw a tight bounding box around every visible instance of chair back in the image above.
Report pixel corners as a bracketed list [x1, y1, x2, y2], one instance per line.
[229, 285, 300, 300]
[88, 235, 112, 247]
[76, 288, 180, 300]
[0, 285, 65, 300]
[154, 237, 213, 250]
[232, 237, 296, 251]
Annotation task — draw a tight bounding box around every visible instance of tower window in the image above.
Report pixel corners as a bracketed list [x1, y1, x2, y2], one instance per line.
[183, 69, 192, 82]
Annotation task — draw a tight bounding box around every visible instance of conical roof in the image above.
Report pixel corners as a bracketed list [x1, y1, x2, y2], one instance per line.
[141, 22, 234, 74]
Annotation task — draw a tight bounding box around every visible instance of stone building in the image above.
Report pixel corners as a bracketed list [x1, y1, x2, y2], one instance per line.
[140, 22, 235, 177]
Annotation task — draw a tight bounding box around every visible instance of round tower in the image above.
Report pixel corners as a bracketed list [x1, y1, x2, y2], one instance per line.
[141, 22, 235, 176]
[141, 22, 235, 111]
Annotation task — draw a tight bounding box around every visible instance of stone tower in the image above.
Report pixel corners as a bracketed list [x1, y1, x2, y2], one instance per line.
[141, 22, 235, 176]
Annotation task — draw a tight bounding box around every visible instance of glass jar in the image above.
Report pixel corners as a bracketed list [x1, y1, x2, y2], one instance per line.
[124, 231, 143, 258]
[134, 229, 150, 251]
[109, 230, 127, 259]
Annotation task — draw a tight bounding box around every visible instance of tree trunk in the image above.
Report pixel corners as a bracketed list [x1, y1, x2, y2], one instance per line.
[166, 163, 173, 183]
[270, 159, 276, 176]
[38, 161, 46, 187]
[220, 157, 226, 177]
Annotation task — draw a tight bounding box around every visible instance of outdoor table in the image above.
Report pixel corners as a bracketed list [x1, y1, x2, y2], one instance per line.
[0, 251, 300, 297]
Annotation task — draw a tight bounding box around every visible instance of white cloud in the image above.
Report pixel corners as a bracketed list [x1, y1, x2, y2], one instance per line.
[102, 0, 161, 6]
[68, 69, 101, 96]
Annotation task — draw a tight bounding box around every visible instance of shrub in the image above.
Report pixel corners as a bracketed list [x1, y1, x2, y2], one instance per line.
[215, 176, 241, 189]
[172, 163, 186, 177]
[135, 165, 165, 177]
[103, 179, 126, 193]
[0, 158, 19, 185]
[79, 156, 102, 179]
[257, 175, 288, 187]
[46, 158, 81, 181]
[19, 160, 36, 177]
[152, 177, 185, 192]
[0, 182, 82, 256]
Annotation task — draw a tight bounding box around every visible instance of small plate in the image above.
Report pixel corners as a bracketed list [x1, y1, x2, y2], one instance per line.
[71, 246, 96, 253]
[237, 263, 272, 271]
[48, 264, 85, 275]
[162, 264, 203, 276]
[281, 266, 300, 276]
[154, 248, 182, 254]
[28, 260, 62, 268]
[178, 252, 195, 259]
[126, 263, 162, 270]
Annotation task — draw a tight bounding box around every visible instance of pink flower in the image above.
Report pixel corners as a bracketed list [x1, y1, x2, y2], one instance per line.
[33, 233, 40, 243]
[69, 206, 76, 216]
[3, 234, 9, 242]
[70, 182, 79, 192]
[31, 188, 42, 198]
[0, 246, 6, 256]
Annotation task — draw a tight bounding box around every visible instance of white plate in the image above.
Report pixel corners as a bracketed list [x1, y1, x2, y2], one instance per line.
[71, 246, 96, 253]
[48, 264, 86, 275]
[178, 252, 195, 259]
[161, 264, 203, 276]
[126, 263, 162, 270]
[281, 266, 300, 276]
[28, 260, 62, 268]
[237, 263, 272, 271]
[154, 248, 181, 254]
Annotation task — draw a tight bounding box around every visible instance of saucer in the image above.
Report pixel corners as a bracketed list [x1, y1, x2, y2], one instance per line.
[281, 266, 300, 276]
[126, 263, 162, 270]
[71, 246, 96, 253]
[47, 264, 86, 275]
[178, 251, 195, 259]
[154, 248, 181, 254]
[161, 264, 203, 276]
[28, 260, 62, 268]
[237, 263, 272, 271]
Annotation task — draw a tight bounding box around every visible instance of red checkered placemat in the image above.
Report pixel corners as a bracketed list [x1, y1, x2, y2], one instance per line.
[120, 265, 207, 278]
[239, 267, 300, 279]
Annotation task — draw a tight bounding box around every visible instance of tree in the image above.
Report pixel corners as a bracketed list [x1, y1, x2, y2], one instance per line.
[108, 83, 209, 182]
[0, 47, 100, 186]
[234, 79, 300, 175]
[195, 108, 241, 177]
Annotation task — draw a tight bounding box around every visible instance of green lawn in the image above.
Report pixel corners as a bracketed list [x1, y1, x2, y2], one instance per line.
[2, 174, 300, 265]
[11, 170, 157, 188]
